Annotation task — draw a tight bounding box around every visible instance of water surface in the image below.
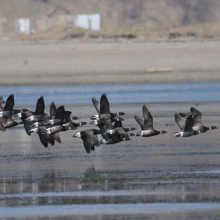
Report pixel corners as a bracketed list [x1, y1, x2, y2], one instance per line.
[0, 82, 220, 105]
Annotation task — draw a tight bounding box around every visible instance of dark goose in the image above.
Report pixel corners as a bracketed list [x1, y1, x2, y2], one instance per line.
[174, 113, 199, 137]
[180, 107, 217, 133]
[73, 129, 101, 153]
[135, 104, 167, 137]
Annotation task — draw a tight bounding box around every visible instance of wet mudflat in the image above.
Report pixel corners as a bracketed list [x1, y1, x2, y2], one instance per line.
[0, 101, 220, 219]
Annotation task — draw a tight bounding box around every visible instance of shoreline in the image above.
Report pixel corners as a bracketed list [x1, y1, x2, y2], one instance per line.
[0, 40, 220, 86]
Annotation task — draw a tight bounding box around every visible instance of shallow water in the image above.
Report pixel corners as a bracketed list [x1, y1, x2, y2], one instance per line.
[0, 81, 220, 105]
[1, 84, 220, 219]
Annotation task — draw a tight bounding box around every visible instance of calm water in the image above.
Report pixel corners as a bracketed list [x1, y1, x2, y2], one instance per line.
[1, 82, 220, 219]
[0, 82, 220, 105]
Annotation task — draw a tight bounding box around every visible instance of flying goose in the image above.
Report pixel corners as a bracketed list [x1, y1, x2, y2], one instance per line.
[100, 120, 135, 144]
[179, 107, 217, 133]
[90, 94, 125, 120]
[135, 105, 167, 137]
[174, 113, 199, 137]
[29, 125, 61, 147]
[0, 115, 23, 131]
[26, 96, 47, 122]
[0, 94, 14, 117]
[73, 129, 101, 153]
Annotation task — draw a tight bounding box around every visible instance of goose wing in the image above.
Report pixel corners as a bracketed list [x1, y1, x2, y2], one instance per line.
[144, 112, 154, 130]
[113, 120, 122, 128]
[4, 94, 14, 112]
[175, 113, 185, 131]
[38, 133, 49, 148]
[184, 115, 194, 132]
[92, 97, 100, 114]
[81, 130, 99, 153]
[55, 105, 65, 120]
[103, 118, 113, 131]
[100, 93, 110, 115]
[115, 127, 129, 139]
[64, 111, 72, 122]
[50, 102, 57, 119]
[179, 112, 191, 119]
[0, 96, 5, 110]
[190, 107, 202, 130]
[51, 133, 61, 143]
[142, 104, 150, 120]
[134, 115, 144, 130]
[35, 96, 45, 115]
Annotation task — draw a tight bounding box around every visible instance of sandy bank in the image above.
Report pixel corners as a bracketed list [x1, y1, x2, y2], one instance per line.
[0, 39, 220, 85]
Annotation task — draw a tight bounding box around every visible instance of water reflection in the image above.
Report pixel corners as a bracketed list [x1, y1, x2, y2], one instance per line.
[0, 171, 220, 207]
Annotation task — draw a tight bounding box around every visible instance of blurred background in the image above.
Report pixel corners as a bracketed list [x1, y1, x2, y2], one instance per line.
[0, 0, 220, 105]
[1, 0, 220, 40]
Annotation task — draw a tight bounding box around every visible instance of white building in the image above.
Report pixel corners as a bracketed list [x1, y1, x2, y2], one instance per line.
[74, 13, 100, 30]
[16, 18, 30, 34]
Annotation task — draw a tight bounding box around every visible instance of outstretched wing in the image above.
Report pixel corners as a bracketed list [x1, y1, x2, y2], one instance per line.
[190, 107, 202, 129]
[38, 133, 49, 148]
[175, 113, 185, 131]
[184, 115, 194, 132]
[4, 94, 14, 112]
[100, 93, 110, 115]
[55, 105, 65, 120]
[144, 112, 154, 130]
[134, 115, 144, 130]
[142, 104, 150, 120]
[51, 133, 61, 143]
[35, 96, 45, 115]
[50, 102, 57, 119]
[92, 97, 100, 114]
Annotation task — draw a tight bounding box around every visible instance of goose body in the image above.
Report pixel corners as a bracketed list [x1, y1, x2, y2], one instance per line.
[174, 113, 198, 137]
[90, 94, 125, 120]
[135, 105, 167, 137]
[73, 129, 100, 153]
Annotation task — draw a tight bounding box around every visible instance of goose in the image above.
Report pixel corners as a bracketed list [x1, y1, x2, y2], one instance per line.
[42, 120, 86, 135]
[100, 120, 135, 144]
[90, 94, 125, 120]
[26, 96, 47, 122]
[135, 104, 167, 137]
[90, 117, 114, 142]
[179, 107, 217, 133]
[46, 108, 79, 126]
[29, 125, 61, 147]
[174, 113, 199, 137]
[0, 94, 14, 117]
[73, 129, 100, 153]
[0, 94, 29, 118]
[0, 115, 23, 131]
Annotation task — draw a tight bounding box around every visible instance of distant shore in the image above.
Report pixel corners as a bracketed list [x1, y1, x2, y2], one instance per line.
[0, 39, 220, 86]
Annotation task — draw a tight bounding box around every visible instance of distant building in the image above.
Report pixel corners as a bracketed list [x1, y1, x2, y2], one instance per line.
[15, 18, 30, 34]
[74, 13, 100, 30]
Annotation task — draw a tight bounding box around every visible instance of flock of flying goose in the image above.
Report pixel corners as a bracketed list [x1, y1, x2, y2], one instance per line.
[0, 93, 217, 153]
